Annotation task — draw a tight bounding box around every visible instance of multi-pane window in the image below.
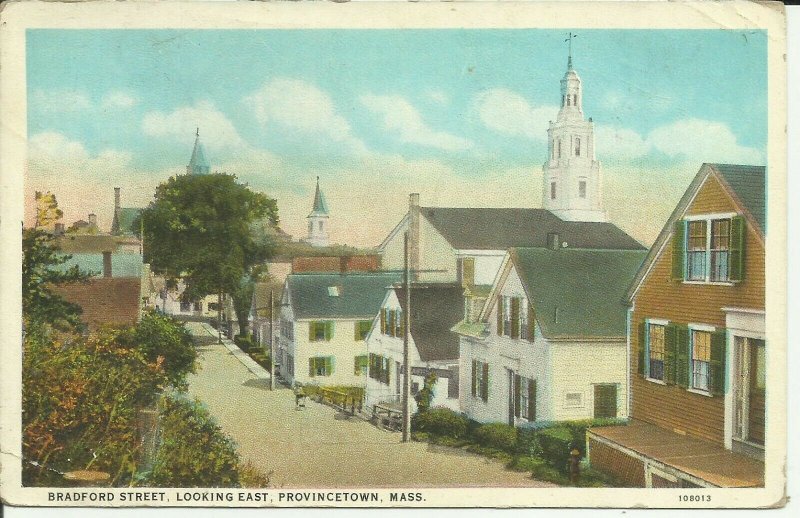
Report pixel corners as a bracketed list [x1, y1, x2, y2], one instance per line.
[308, 356, 333, 377]
[309, 321, 333, 342]
[710, 219, 730, 281]
[519, 299, 530, 340]
[648, 323, 666, 381]
[354, 320, 372, 341]
[519, 377, 530, 419]
[686, 220, 708, 281]
[369, 353, 391, 384]
[502, 296, 512, 337]
[354, 355, 368, 375]
[691, 330, 712, 392]
[381, 308, 403, 338]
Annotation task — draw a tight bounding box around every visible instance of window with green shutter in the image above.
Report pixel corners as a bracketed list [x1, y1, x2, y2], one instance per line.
[309, 321, 333, 342]
[674, 325, 691, 388]
[355, 320, 372, 341]
[675, 216, 746, 283]
[354, 355, 368, 375]
[513, 374, 521, 418]
[510, 297, 520, 339]
[672, 220, 686, 281]
[709, 330, 727, 395]
[309, 356, 334, 377]
[637, 322, 646, 377]
[729, 215, 745, 281]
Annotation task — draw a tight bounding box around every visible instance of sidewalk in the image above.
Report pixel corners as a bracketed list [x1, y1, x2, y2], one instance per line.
[186, 321, 271, 381]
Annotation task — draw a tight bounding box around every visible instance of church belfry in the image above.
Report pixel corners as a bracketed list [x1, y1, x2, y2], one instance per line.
[186, 128, 211, 175]
[306, 176, 330, 247]
[542, 35, 606, 222]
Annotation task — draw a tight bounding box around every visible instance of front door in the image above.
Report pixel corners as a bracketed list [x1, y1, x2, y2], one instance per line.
[734, 337, 766, 446]
[593, 384, 618, 419]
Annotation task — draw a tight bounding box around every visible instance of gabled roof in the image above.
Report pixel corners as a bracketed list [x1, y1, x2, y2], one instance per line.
[286, 272, 402, 320]
[497, 247, 647, 339]
[56, 234, 138, 254]
[625, 163, 766, 302]
[394, 283, 464, 362]
[251, 280, 284, 318]
[418, 207, 644, 251]
[308, 177, 329, 217]
[187, 132, 210, 175]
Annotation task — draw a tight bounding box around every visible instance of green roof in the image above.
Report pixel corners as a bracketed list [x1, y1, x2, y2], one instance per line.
[511, 247, 647, 338]
[287, 272, 401, 320]
[55, 253, 144, 278]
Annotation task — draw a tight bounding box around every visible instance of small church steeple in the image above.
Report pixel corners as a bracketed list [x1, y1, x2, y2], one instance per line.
[306, 176, 330, 247]
[541, 35, 606, 222]
[186, 128, 211, 175]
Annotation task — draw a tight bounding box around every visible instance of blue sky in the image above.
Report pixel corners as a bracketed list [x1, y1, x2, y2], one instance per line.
[25, 29, 767, 246]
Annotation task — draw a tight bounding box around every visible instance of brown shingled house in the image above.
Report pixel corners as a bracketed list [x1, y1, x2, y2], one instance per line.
[587, 163, 766, 488]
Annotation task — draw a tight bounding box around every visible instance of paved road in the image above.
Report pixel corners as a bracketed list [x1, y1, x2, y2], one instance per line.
[185, 322, 554, 489]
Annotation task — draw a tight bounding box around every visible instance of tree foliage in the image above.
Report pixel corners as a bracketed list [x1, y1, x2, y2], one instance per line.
[22, 228, 89, 330]
[22, 325, 168, 486]
[139, 174, 278, 302]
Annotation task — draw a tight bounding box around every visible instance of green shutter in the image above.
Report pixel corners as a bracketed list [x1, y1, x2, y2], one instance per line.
[527, 305, 536, 342]
[674, 325, 690, 388]
[729, 215, 746, 281]
[510, 298, 520, 339]
[481, 362, 489, 402]
[380, 309, 386, 334]
[309, 322, 316, 341]
[309, 358, 315, 377]
[664, 324, 677, 384]
[513, 374, 521, 418]
[528, 380, 537, 422]
[471, 360, 477, 397]
[326, 356, 334, 376]
[354, 322, 360, 341]
[710, 330, 727, 395]
[324, 321, 333, 341]
[672, 220, 686, 281]
[637, 322, 646, 377]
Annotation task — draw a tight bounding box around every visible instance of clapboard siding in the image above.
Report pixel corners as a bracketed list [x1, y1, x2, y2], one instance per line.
[631, 174, 765, 445]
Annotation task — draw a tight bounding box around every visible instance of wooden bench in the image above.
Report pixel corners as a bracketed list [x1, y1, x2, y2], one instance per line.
[372, 404, 403, 431]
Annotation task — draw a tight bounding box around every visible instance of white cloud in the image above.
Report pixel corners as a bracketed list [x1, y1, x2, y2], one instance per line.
[473, 88, 558, 141]
[360, 94, 473, 152]
[101, 91, 137, 110]
[647, 118, 763, 165]
[595, 125, 650, 161]
[30, 89, 92, 113]
[141, 100, 248, 154]
[426, 90, 449, 105]
[244, 78, 368, 155]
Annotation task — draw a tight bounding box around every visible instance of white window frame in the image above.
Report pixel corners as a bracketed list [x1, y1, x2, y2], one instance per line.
[682, 212, 738, 285]
[687, 323, 716, 396]
[645, 318, 670, 384]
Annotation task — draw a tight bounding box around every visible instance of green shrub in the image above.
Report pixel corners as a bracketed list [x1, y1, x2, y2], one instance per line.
[516, 427, 538, 455]
[507, 455, 547, 473]
[473, 423, 518, 453]
[562, 418, 625, 459]
[148, 395, 240, 487]
[410, 408, 468, 438]
[234, 334, 254, 351]
[537, 426, 573, 473]
[530, 462, 569, 485]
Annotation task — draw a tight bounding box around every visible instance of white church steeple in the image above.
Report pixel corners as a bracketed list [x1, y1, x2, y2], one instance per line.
[542, 34, 606, 222]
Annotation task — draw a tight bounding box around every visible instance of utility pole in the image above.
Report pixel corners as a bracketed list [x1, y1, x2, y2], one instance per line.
[269, 289, 275, 391]
[217, 288, 223, 344]
[402, 231, 412, 442]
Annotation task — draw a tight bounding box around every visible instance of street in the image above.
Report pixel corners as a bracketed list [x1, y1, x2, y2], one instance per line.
[185, 323, 554, 488]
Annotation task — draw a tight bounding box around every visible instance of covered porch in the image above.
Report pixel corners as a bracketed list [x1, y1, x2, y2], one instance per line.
[588, 419, 764, 488]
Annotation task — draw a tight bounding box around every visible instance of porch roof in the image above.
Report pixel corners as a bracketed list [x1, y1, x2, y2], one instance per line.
[589, 420, 764, 488]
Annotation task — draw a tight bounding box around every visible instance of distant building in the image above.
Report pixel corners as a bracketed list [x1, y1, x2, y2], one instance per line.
[305, 177, 330, 248]
[588, 163, 766, 488]
[186, 128, 211, 175]
[277, 271, 401, 387]
[110, 187, 142, 238]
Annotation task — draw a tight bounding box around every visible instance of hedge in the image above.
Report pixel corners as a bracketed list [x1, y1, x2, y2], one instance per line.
[410, 408, 468, 438]
[536, 426, 573, 474]
[473, 423, 518, 453]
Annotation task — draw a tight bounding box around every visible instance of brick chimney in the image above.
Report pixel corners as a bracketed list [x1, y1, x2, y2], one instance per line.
[114, 187, 121, 211]
[102, 251, 112, 278]
[88, 213, 97, 227]
[408, 193, 420, 280]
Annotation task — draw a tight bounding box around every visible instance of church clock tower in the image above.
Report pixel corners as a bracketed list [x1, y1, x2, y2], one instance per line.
[306, 177, 330, 247]
[542, 36, 606, 222]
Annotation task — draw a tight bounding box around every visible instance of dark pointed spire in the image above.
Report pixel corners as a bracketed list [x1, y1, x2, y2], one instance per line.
[309, 176, 329, 217]
[565, 32, 577, 70]
[187, 129, 210, 175]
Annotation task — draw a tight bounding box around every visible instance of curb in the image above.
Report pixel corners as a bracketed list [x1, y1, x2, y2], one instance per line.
[199, 323, 272, 380]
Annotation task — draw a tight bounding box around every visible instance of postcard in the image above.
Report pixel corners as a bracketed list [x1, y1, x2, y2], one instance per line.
[0, 0, 787, 509]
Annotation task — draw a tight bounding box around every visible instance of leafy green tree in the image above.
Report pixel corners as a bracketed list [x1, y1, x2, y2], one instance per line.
[138, 174, 278, 335]
[414, 370, 438, 413]
[117, 311, 197, 390]
[22, 228, 89, 330]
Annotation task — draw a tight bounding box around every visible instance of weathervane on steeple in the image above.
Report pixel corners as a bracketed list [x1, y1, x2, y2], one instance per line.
[196, 127, 199, 137]
[565, 32, 577, 69]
